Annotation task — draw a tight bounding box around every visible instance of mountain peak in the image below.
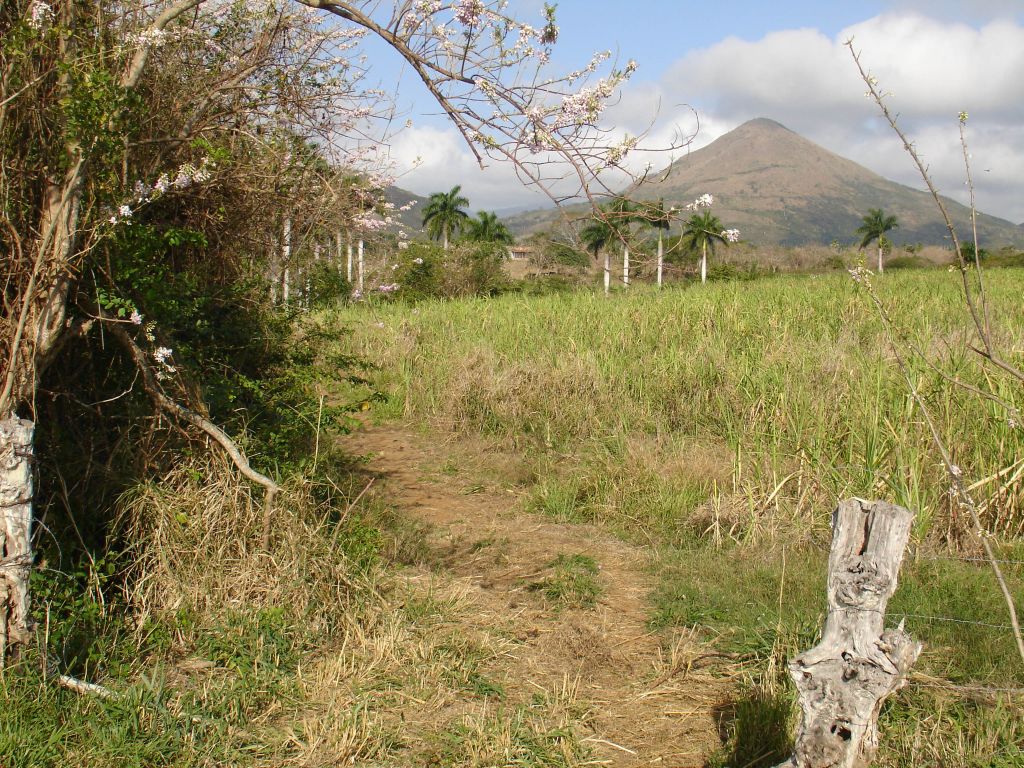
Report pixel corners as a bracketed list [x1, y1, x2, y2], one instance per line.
[735, 117, 794, 133]
[630, 120, 1023, 246]
[507, 121, 1024, 246]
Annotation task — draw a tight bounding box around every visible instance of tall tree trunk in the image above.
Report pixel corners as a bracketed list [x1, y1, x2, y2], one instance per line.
[603, 250, 611, 295]
[622, 246, 630, 287]
[878, 244, 884, 274]
[347, 238, 353, 283]
[701, 241, 708, 284]
[656, 232, 664, 287]
[0, 418, 34, 666]
[443, 231, 449, 250]
[281, 216, 292, 305]
[335, 230, 343, 272]
[357, 239, 364, 291]
[0, 168, 83, 664]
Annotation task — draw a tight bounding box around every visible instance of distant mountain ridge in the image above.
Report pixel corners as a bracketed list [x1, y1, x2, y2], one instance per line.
[384, 186, 429, 231]
[506, 118, 1024, 247]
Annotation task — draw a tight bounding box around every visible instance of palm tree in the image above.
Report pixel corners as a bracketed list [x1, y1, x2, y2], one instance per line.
[857, 208, 899, 273]
[422, 185, 470, 249]
[464, 210, 514, 244]
[608, 196, 636, 287]
[580, 215, 615, 295]
[641, 199, 672, 287]
[682, 210, 728, 284]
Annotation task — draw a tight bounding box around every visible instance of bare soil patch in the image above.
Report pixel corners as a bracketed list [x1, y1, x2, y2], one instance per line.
[344, 424, 731, 767]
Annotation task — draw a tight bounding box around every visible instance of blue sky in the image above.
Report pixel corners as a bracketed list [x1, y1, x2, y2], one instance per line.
[353, 1, 1024, 222]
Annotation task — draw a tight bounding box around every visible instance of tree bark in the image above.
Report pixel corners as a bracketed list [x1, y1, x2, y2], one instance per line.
[700, 241, 707, 284]
[346, 237, 353, 282]
[877, 245, 884, 274]
[776, 499, 921, 768]
[281, 216, 292, 305]
[657, 233, 663, 287]
[603, 250, 610, 295]
[622, 246, 630, 287]
[0, 418, 34, 666]
[357, 238, 364, 291]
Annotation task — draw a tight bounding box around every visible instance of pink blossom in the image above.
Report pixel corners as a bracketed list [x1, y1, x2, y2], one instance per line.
[454, 0, 483, 27]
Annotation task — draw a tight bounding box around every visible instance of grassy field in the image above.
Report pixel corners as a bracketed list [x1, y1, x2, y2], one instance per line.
[324, 268, 1024, 766]
[330, 269, 1024, 546]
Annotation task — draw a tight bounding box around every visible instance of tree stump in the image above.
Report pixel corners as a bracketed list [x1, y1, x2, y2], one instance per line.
[776, 499, 921, 768]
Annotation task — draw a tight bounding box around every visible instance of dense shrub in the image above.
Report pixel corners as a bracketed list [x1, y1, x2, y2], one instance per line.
[885, 255, 929, 270]
[382, 241, 511, 301]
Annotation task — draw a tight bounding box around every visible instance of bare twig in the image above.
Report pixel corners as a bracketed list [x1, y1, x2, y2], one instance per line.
[102, 314, 281, 551]
[854, 276, 1024, 664]
[846, 40, 1024, 386]
[848, 40, 1024, 666]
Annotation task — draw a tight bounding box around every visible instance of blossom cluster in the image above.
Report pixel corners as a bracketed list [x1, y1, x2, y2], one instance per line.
[454, 0, 484, 27]
[353, 213, 391, 232]
[605, 135, 638, 167]
[153, 346, 176, 379]
[136, 27, 170, 49]
[847, 265, 873, 286]
[721, 228, 741, 243]
[552, 63, 633, 131]
[685, 193, 714, 211]
[109, 158, 215, 225]
[27, 0, 52, 30]
[377, 283, 400, 294]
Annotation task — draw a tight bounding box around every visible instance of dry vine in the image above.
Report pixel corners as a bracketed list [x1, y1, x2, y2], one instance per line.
[847, 39, 1024, 665]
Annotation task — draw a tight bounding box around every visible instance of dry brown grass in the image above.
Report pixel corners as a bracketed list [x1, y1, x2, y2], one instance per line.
[108, 457, 603, 766]
[117, 459, 368, 637]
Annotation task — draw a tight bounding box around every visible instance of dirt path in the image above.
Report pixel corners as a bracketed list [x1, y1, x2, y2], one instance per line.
[344, 424, 729, 767]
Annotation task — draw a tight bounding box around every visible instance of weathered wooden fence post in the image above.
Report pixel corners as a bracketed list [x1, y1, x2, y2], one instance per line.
[776, 498, 921, 768]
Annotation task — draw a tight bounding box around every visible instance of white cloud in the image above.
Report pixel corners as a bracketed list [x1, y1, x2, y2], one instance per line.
[381, 124, 551, 211]
[640, 12, 1024, 223]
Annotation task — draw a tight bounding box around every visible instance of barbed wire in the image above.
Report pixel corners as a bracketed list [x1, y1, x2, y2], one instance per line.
[917, 553, 1024, 566]
[893, 612, 1014, 631]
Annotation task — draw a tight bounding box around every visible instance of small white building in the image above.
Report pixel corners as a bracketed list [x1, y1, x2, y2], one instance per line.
[507, 245, 533, 261]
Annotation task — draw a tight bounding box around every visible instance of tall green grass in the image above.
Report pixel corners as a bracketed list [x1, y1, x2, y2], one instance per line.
[326, 271, 1024, 545]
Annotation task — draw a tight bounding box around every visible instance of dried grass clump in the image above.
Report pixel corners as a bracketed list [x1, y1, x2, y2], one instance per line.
[116, 457, 375, 639]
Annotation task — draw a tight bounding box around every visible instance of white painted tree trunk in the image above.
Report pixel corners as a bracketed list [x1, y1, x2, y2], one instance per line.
[336, 230, 343, 272]
[656, 233, 664, 287]
[877, 245, 884, 274]
[357, 239, 364, 291]
[776, 499, 921, 768]
[0, 418, 34, 665]
[700, 241, 708, 284]
[603, 250, 611, 295]
[281, 216, 292, 305]
[623, 246, 630, 287]
[346, 238, 353, 283]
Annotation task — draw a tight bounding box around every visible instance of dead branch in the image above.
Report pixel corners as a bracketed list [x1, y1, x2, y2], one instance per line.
[102, 314, 280, 550]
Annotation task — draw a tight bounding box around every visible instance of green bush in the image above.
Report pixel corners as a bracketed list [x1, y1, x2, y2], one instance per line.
[885, 255, 928, 270]
[383, 241, 511, 301]
[306, 261, 352, 308]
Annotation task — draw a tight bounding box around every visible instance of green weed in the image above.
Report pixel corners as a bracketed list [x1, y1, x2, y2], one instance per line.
[527, 554, 602, 608]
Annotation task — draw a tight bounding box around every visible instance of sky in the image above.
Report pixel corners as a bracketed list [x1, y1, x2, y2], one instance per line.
[359, 1, 1024, 223]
